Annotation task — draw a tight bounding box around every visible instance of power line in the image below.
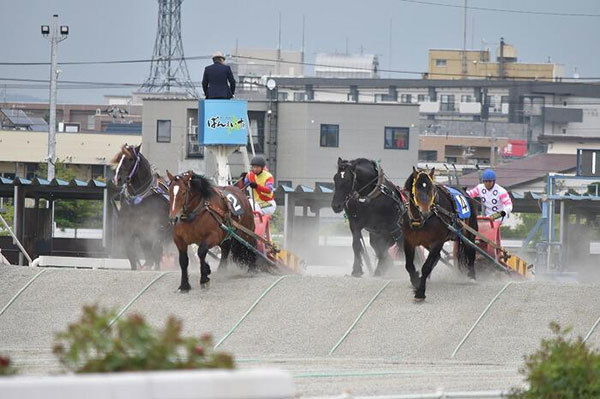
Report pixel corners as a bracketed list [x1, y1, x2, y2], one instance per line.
[0, 55, 211, 67]
[3, 52, 600, 81]
[396, 0, 600, 18]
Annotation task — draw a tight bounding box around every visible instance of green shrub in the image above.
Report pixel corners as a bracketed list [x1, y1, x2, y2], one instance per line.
[53, 305, 234, 373]
[510, 322, 600, 399]
[0, 354, 17, 375]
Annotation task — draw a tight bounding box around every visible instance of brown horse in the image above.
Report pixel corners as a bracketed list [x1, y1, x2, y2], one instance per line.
[167, 170, 257, 292]
[402, 167, 478, 301]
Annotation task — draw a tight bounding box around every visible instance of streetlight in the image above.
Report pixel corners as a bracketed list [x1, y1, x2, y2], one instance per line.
[41, 14, 68, 181]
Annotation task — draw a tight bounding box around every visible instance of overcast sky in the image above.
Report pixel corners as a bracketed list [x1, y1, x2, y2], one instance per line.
[1, 0, 599, 103]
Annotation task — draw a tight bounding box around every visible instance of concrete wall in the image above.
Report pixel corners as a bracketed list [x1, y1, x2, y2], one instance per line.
[141, 98, 201, 175]
[543, 96, 600, 137]
[276, 102, 419, 187]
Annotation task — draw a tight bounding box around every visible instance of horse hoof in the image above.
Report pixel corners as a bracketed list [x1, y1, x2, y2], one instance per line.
[178, 288, 190, 293]
[413, 297, 425, 303]
[200, 281, 210, 289]
[351, 271, 363, 278]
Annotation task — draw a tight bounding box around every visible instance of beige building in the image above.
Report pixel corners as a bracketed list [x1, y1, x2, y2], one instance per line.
[427, 40, 563, 81]
[0, 130, 141, 180]
[419, 135, 510, 165]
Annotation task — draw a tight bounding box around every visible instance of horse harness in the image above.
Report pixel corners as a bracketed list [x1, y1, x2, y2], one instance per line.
[401, 171, 467, 238]
[176, 185, 279, 255]
[343, 164, 405, 240]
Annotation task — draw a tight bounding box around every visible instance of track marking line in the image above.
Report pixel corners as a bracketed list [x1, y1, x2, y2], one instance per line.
[214, 275, 287, 349]
[584, 315, 600, 343]
[108, 271, 172, 327]
[0, 269, 48, 319]
[328, 280, 391, 356]
[451, 281, 513, 358]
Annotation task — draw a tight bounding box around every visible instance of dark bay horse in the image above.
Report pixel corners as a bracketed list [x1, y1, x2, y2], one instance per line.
[402, 167, 478, 301]
[331, 158, 405, 277]
[110, 144, 172, 270]
[167, 171, 256, 292]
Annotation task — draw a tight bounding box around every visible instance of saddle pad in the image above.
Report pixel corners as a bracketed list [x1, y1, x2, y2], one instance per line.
[222, 188, 245, 217]
[444, 186, 471, 219]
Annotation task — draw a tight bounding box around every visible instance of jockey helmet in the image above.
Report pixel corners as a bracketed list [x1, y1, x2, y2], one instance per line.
[482, 169, 496, 181]
[250, 156, 266, 167]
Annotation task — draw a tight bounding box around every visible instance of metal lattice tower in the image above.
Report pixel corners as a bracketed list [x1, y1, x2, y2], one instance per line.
[140, 0, 197, 97]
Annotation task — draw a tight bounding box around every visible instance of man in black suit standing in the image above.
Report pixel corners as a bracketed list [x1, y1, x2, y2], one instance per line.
[202, 51, 236, 99]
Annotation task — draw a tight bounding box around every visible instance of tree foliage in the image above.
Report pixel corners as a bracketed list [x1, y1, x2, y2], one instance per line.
[510, 322, 600, 399]
[38, 161, 103, 229]
[53, 305, 235, 373]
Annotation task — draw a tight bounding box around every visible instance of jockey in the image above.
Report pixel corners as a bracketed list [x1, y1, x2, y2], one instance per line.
[467, 169, 513, 221]
[244, 156, 276, 216]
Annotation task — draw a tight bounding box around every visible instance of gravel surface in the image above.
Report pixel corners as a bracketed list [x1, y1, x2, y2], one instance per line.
[1, 264, 599, 397]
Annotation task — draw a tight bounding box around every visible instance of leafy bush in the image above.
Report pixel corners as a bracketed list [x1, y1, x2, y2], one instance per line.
[510, 322, 600, 399]
[53, 305, 234, 373]
[0, 354, 17, 375]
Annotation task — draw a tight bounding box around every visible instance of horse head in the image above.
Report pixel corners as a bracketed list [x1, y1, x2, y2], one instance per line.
[331, 157, 355, 213]
[110, 143, 142, 186]
[166, 170, 214, 221]
[409, 166, 436, 215]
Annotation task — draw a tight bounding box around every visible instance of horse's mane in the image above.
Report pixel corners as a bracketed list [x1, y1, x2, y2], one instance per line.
[189, 173, 214, 199]
[109, 145, 132, 165]
[403, 170, 416, 191]
[351, 158, 376, 170]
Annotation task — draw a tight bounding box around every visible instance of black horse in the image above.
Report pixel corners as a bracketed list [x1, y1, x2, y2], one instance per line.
[331, 158, 405, 277]
[402, 167, 478, 301]
[110, 144, 172, 270]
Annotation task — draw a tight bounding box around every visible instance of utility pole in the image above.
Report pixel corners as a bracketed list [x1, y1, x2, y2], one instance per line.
[461, 0, 468, 77]
[41, 15, 69, 181]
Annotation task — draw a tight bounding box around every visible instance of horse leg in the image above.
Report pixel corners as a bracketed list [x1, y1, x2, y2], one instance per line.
[350, 222, 364, 277]
[176, 244, 191, 292]
[152, 241, 163, 271]
[414, 243, 444, 301]
[125, 236, 140, 271]
[218, 240, 231, 271]
[372, 235, 392, 277]
[140, 240, 154, 269]
[403, 240, 420, 289]
[198, 243, 211, 288]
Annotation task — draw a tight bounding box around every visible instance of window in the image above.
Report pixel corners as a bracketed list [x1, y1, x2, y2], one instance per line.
[440, 95, 455, 111]
[461, 95, 472, 103]
[293, 92, 306, 101]
[400, 94, 412, 103]
[247, 112, 265, 154]
[320, 124, 339, 148]
[486, 95, 496, 108]
[156, 120, 171, 143]
[418, 150, 438, 161]
[501, 96, 510, 104]
[25, 163, 38, 180]
[384, 127, 409, 150]
[446, 156, 458, 163]
[277, 92, 288, 101]
[1, 172, 15, 180]
[91, 165, 104, 179]
[417, 94, 431, 102]
[435, 59, 447, 67]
